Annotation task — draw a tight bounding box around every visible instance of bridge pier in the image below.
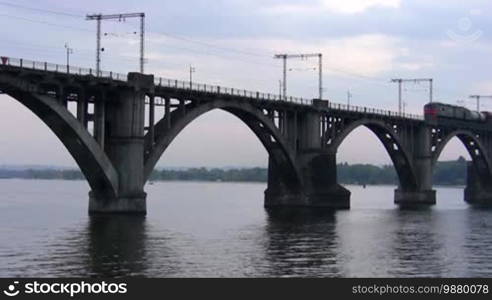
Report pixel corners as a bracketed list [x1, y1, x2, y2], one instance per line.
[464, 188, 492, 206]
[300, 111, 350, 208]
[88, 73, 153, 215]
[464, 163, 492, 206]
[88, 192, 146, 214]
[394, 126, 436, 207]
[264, 152, 350, 209]
[394, 189, 436, 207]
[264, 157, 304, 207]
[265, 108, 350, 209]
[300, 152, 350, 209]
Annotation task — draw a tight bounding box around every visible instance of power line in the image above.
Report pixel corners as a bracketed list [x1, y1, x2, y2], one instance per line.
[148, 42, 280, 69]
[147, 28, 270, 59]
[86, 12, 145, 74]
[0, 0, 272, 60]
[391, 78, 433, 114]
[469, 95, 492, 112]
[0, 3, 422, 90]
[0, 1, 83, 18]
[274, 53, 323, 100]
[1, 39, 149, 69]
[0, 10, 279, 69]
[0, 1, 473, 101]
[0, 1, 285, 68]
[0, 13, 93, 32]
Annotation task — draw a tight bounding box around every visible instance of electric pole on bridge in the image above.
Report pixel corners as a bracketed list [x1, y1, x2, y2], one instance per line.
[274, 53, 323, 101]
[278, 80, 282, 99]
[469, 95, 492, 112]
[189, 65, 196, 89]
[347, 89, 352, 106]
[391, 78, 433, 114]
[64, 43, 73, 73]
[86, 12, 146, 75]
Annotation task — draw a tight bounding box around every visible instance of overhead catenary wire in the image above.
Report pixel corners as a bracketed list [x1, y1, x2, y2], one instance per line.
[0, 12, 282, 69]
[6, 2, 474, 110]
[2, 0, 464, 104]
[0, 1, 398, 86]
[0, 1, 84, 18]
[5, 1, 472, 112]
[0, 1, 271, 59]
[0, 13, 93, 32]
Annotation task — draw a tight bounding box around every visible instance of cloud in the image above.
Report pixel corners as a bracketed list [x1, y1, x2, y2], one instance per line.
[141, 33, 435, 100]
[262, 0, 401, 15]
[321, 34, 401, 76]
[320, 0, 402, 14]
[472, 80, 492, 95]
[397, 62, 433, 71]
[230, 34, 404, 77]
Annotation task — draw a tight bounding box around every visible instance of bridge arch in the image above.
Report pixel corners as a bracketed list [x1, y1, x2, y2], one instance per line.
[143, 99, 301, 189]
[431, 130, 492, 185]
[327, 119, 418, 190]
[2, 90, 119, 198]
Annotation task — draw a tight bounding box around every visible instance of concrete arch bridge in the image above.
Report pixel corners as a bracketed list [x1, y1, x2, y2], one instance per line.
[1, 57, 491, 214]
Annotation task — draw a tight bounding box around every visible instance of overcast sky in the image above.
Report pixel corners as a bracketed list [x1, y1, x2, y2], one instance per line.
[1, 0, 491, 168]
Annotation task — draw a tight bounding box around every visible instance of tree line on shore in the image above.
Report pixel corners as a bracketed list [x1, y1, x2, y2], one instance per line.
[0, 157, 468, 186]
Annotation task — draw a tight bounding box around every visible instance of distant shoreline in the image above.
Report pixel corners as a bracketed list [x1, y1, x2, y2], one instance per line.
[0, 177, 468, 189]
[0, 158, 469, 187]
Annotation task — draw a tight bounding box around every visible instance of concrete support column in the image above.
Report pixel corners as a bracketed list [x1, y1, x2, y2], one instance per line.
[282, 110, 288, 135]
[93, 96, 106, 149]
[179, 98, 186, 117]
[148, 95, 155, 146]
[293, 112, 298, 151]
[394, 126, 436, 206]
[165, 97, 171, 129]
[89, 73, 154, 214]
[285, 111, 298, 149]
[298, 151, 350, 208]
[264, 156, 303, 207]
[300, 111, 321, 149]
[465, 162, 492, 206]
[265, 151, 350, 209]
[465, 133, 492, 206]
[278, 111, 284, 134]
[77, 92, 88, 129]
[59, 86, 67, 108]
[265, 110, 349, 209]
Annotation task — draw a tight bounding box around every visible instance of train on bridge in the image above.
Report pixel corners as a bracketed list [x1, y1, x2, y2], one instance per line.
[424, 102, 492, 123]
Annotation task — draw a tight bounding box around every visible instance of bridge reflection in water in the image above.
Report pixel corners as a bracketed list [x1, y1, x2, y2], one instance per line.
[1, 180, 491, 277]
[60, 197, 492, 277]
[85, 216, 149, 277]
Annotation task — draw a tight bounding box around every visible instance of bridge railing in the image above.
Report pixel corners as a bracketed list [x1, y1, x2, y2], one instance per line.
[0, 55, 311, 105]
[1, 56, 422, 119]
[327, 102, 423, 120]
[1, 57, 130, 81]
[152, 76, 312, 105]
[1, 56, 312, 105]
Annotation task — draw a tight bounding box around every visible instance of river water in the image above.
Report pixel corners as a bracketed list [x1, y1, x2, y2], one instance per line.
[0, 179, 491, 277]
